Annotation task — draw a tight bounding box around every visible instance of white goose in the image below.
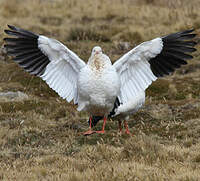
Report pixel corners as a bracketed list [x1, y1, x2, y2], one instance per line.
[4, 25, 196, 135]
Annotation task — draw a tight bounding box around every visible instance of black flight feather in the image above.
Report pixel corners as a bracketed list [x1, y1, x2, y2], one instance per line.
[4, 25, 50, 76]
[149, 29, 196, 77]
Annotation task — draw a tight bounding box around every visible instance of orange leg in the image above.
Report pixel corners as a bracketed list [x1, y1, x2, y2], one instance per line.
[96, 117, 107, 134]
[124, 120, 131, 135]
[83, 116, 96, 135]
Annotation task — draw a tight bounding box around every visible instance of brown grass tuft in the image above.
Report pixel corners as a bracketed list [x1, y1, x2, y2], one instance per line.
[67, 27, 110, 42]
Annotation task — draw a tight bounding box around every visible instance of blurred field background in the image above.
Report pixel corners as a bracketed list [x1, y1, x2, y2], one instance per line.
[0, 0, 200, 180]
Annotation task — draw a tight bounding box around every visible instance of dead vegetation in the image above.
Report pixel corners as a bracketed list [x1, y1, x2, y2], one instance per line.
[0, 0, 200, 180]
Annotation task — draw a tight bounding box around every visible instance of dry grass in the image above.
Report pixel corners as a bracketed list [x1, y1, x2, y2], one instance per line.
[0, 0, 200, 180]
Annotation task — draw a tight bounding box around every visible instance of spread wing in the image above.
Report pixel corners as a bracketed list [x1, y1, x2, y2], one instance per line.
[113, 29, 197, 103]
[4, 25, 86, 103]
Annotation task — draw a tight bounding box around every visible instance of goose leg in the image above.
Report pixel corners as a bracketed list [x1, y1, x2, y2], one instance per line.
[83, 116, 96, 135]
[124, 120, 131, 135]
[96, 117, 107, 134]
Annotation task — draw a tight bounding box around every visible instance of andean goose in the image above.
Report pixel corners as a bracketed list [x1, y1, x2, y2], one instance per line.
[4, 25, 196, 135]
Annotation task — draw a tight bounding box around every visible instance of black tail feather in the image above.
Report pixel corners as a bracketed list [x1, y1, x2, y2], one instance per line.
[108, 97, 120, 118]
[88, 116, 103, 128]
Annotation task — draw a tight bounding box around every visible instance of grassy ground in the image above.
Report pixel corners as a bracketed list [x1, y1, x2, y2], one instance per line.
[0, 0, 200, 180]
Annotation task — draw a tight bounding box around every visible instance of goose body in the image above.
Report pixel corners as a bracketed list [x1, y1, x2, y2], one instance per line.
[77, 51, 120, 115]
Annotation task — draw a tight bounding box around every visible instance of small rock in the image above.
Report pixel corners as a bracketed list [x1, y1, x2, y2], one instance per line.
[0, 91, 29, 102]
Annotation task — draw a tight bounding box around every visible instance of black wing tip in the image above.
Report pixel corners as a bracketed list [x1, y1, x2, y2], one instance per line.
[162, 28, 197, 41]
[193, 41, 198, 46]
[4, 29, 11, 34]
[5, 24, 16, 33]
[4, 25, 49, 77]
[3, 37, 15, 42]
[182, 28, 195, 34]
[182, 33, 197, 38]
[193, 48, 197, 52]
[187, 55, 193, 59]
[7, 24, 15, 30]
[4, 24, 39, 39]
[175, 28, 195, 35]
[3, 37, 8, 42]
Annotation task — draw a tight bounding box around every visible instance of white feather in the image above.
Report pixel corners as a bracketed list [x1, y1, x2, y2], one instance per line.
[113, 37, 163, 104]
[115, 91, 145, 117]
[38, 35, 86, 103]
